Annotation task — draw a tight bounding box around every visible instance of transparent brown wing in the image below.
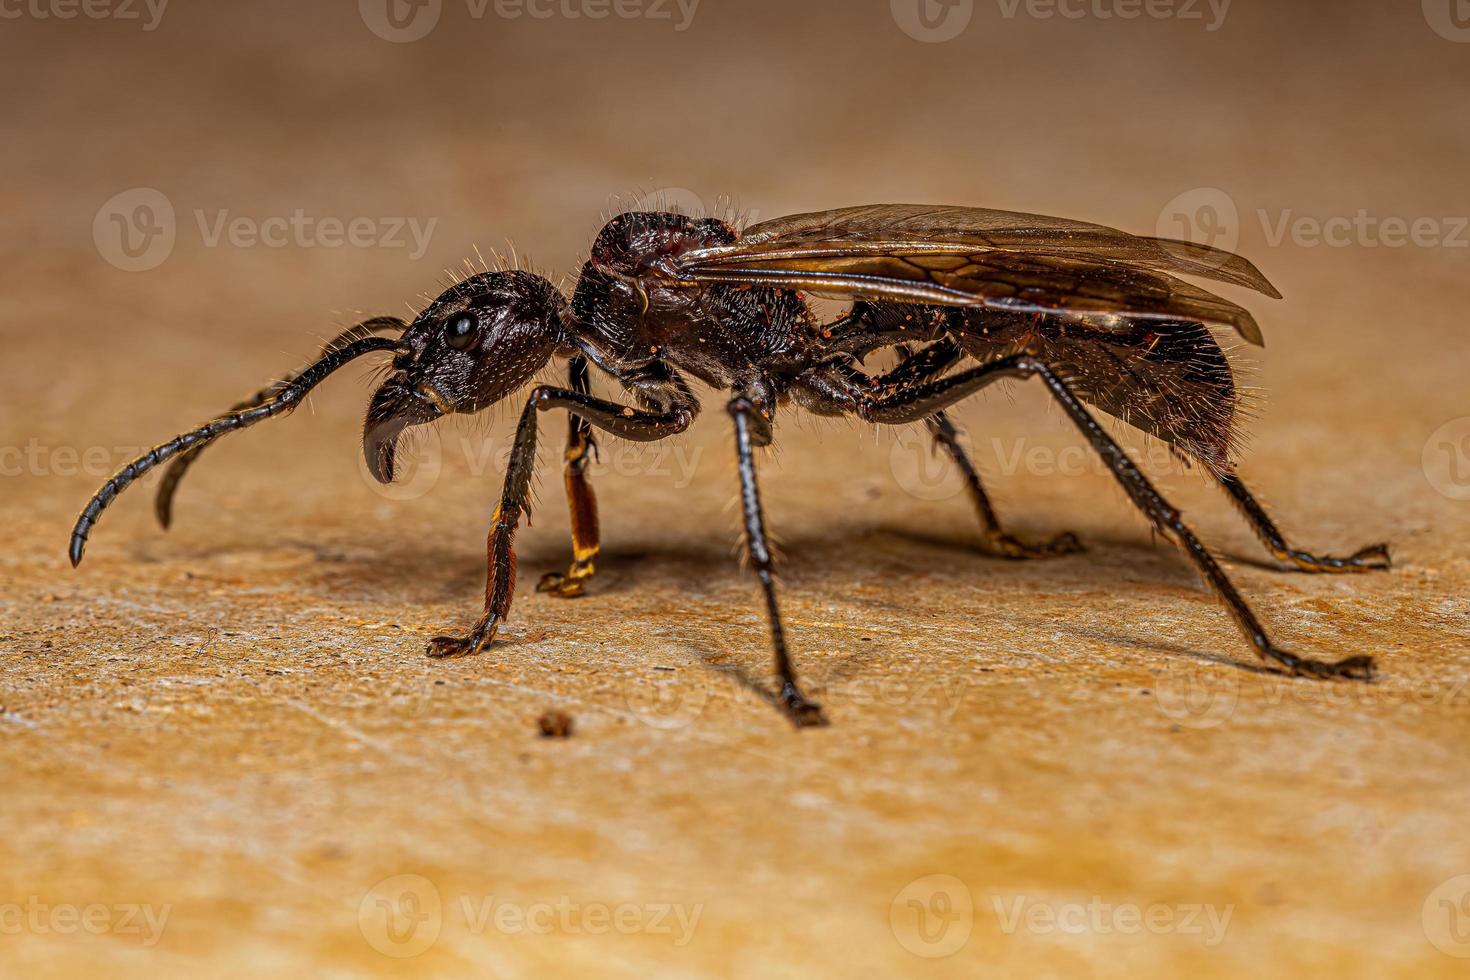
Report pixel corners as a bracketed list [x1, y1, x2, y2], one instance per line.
[676, 204, 1278, 345]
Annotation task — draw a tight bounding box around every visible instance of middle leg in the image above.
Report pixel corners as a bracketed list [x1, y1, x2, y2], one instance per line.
[536, 355, 603, 598]
[926, 411, 1084, 559]
[727, 394, 828, 727]
[874, 343, 1083, 559]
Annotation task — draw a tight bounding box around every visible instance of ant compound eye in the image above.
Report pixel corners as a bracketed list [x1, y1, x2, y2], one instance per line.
[444, 313, 478, 351]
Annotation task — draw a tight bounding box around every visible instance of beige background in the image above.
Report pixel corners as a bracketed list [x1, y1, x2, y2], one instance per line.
[3, 0, 1470, 975]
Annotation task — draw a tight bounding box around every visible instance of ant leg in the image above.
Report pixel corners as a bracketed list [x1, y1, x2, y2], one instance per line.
[867, 344, 1083, 559]
[1215, 471, 1391, 573]
[153, 316, 407, 528]
[860, 356, 1376, 682]
[727, 396, 828, 728]
[426, 381, 695, 659]
[536, 356, 602, 598]
[926, 412, 1084, 559]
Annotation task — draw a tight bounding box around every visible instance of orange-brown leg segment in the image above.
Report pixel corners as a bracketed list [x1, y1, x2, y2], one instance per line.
[426, 378, 694, 659]
[537, 356, 602, 598]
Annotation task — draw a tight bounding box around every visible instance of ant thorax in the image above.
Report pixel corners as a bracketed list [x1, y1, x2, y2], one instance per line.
[572, 211, 822, 387]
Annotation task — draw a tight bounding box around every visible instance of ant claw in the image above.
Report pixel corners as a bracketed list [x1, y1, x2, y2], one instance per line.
[1277, 650, 1376, 682]
[1349, 543, 1392, 570]
[988, 530, 1085, 560]
[1281, 541, 1392, 574]
[1319, 655, 1377, 682]
[780, 685, 829, 728]
[426, 635, 477, 659]
[536, 571, 587, 598]
[426, 619, 498, 659]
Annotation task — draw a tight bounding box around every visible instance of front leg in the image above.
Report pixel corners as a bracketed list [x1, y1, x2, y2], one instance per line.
[536, 356, 602, 598]
[427, 377, 695, 658]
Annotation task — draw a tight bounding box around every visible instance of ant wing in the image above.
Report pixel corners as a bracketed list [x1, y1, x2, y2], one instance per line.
[675, 204, 1276, 346]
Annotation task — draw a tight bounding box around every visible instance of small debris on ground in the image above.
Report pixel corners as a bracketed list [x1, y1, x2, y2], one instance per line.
[537, 710, 574, 738]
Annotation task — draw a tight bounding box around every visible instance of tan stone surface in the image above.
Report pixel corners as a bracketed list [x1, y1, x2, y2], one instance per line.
[2, 1, 1469, 976]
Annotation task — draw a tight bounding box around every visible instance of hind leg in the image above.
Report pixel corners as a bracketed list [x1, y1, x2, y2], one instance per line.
[858, 355, 1376, 681]
[1216, 471, 1390, 573]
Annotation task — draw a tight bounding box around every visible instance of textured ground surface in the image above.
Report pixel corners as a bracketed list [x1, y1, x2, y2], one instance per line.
[2, 1, 1469, 976]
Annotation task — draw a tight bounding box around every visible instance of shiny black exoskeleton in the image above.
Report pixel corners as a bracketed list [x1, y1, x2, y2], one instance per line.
[71, 209, 1391, 728]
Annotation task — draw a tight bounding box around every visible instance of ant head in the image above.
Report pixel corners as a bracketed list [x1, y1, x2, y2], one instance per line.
[364, 270, 569, 483]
